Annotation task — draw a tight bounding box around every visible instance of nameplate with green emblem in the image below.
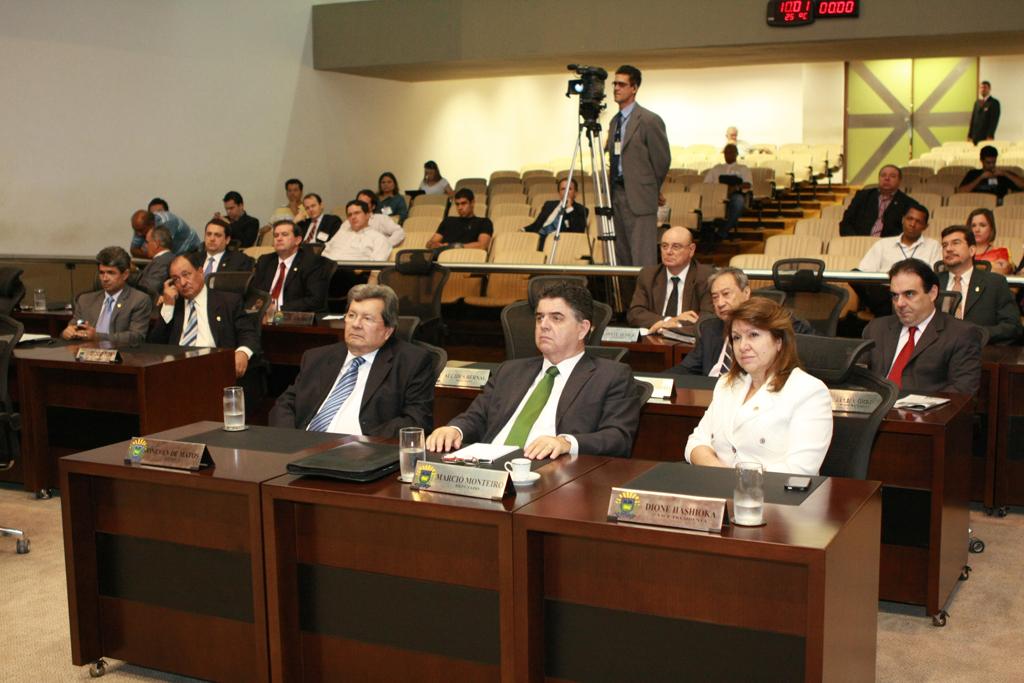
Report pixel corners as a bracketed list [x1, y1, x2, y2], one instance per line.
[75, 348, 121, 364]
[607, 487, 728, 533]
[411, 461, 511, 500]
[126, 437, 214, 471]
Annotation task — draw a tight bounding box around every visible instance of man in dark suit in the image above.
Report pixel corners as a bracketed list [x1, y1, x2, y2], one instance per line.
[269, 284, 434, 436]
[863, 259, 982, 395]
[937, 225, 1021, 345]
[839, 165, 913, 237]
[968, 81, 1000, 144]
[627, 226, 712, 332]
[198, 218, 255, 276]
[134, 225, 175, 298]
[148, 253, 262, 390]
[297, 193, 342, 244]
[523, 177, 588, 249]
[61, 246, 152, 345]
[215, 191, 261, 248]
[252, 219, 331, 316]
[606, 64, 671, 266]
[669, 267, 815, 376]
[427, 282, 643, 458]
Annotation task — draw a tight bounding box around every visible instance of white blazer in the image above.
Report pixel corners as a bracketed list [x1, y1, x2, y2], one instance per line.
[684, 367, 833, 475]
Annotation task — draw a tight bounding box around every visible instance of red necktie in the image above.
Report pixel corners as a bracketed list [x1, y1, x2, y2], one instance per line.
[887, 326, 917, 388]
[270, 262, 286, 302]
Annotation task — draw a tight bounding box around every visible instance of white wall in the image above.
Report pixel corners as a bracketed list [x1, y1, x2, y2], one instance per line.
[980, 55, 1024, 142]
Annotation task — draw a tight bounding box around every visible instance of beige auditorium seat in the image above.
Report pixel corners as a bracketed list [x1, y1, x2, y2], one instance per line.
[489, 232, 540, 262]
[729, 253, 774, 289]
[437, 248, 487, 303]
[820, 254, 862, 316]
[764, 234, 823, 260]
[491, 215, 529, 236]
[542, 233, 591, 264]
[521, 169, 554, 180]
[489, 203, 532, 220]
[827, 236, 878, 259]
[488, 190, 527, 207]
[242, 246, 274, 260]
[530, 193, 560, 213]
[901, 165, 935, 178]
[695, 184, 728, 221]
[1004, 194, 1024, 207]
[794, 219, 840, 244]
[489, 170, 520, 181]
[408, 204, 446, 220]
[396, 231, 436, 250]
[819, 204, 846, 223]
[663, 191, 701, 230]
[995, 205, 1024, 222]
[935, 165, 973, 182]
[921, 179, 958, 198]
[464, 251, 545, 308]
[456, 177, 487, 192]
[412, 194, 449, 207]
[402, 216, 443, 235]
[930, 206, 972, 229]
[907, 191, 943, 214]
[947, 193, 997, 210]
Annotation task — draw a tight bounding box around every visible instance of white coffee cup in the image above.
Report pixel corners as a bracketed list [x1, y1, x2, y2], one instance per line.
[504, 457, 532, 479]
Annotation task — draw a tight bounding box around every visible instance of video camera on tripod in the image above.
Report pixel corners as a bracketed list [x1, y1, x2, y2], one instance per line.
[565, 64, 608, 125]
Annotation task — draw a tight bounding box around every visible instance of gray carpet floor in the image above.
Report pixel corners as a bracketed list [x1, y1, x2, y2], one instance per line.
[2, 484, 1022, 681]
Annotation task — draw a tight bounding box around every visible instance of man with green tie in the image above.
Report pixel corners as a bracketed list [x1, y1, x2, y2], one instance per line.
[426, 283, 644, 459]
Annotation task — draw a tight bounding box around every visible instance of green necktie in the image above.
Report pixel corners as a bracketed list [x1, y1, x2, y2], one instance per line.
[505, 366, 560, 447]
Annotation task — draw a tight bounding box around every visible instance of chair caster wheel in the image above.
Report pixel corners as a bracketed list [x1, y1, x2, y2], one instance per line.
[89, 659, 107, 677]
[969, 538, 986, 554]
[997, 506, 1009, 518]
[932, 611, 948, 627]
[984, 506, 994, 516]
[959, 565, 971, 581]
[36, 488, 52, 500]
[15, 538, 29, 554]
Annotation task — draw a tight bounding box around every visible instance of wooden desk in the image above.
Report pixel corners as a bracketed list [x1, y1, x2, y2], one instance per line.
[604, 335, 691, 372]
[60, 421, 347, 682]
[13, 342, 235, 494]
[513, 460, 882, 682]
[13, 309, 73, 336]
[260, 320, 345, 368]
[261, 455, 607, 682]
[994, 346, 1024, 509]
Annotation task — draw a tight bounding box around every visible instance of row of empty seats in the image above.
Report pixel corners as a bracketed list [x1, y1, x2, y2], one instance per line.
[910, 139, 1024, 170]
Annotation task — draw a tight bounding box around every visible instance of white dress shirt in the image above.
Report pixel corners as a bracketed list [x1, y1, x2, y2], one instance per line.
[160, 286, 253, 358]
[887, 309, 936, 375]
[322, 226, 392, 261]
[204, 250, 225, 273]
[490, 351, 585, 455]
[661, 264, 690, 318]
[857, 235, 942, 273]
[270, 252, 298, 308]
[318, 349, 379, 435]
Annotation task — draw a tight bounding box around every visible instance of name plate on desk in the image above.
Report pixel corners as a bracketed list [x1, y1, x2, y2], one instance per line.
[829, 389, 883, 414]
[75, 348, 121, 364]
[602, 327, 642, 343]
[411, 461, 511, 500]
[437, 367, 490, 388]
[126, 437, 214, 471]
[607, 487, 727, 532]
[273, 311, 316, 326]
[634, 376, 675, 400]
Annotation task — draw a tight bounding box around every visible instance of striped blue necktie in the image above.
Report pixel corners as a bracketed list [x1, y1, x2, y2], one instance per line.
[307, 356, 366, 432]
[96, 296, 115, 335]
[181, 300, 198, 346]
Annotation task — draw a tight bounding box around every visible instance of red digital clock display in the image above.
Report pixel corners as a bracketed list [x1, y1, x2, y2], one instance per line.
[767, 0, 860, 25]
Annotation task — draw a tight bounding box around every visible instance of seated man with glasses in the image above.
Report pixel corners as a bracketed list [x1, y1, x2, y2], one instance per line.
[627, 226, 713, 334]
[270, 284, 435, 437]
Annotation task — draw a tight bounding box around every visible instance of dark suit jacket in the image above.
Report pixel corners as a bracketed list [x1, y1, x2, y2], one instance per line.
[205, 249, 255, 273]
[938, 269, 1021, 345]
[627, 262, 714, 328]
[605, 104, 671, 216]
[252, 249, 330, 313]
[71, 286, 153, 346]
[135, 251, 174, 297]
[969, 96, 1000, 144]
[231, 213, 261, 248]
[449, 354, 642, 457]
[269, 337, 434, 437]
[839, 188, 912, 237]
[523, 201, 588, 248]
[298, 214, 342, 243]
[670, 314, 818, 376]
[147, 288, 260, 353]
[862, 312, 982, 395]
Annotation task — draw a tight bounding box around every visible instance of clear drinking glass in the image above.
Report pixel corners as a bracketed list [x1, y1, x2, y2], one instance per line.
[223, 386, 246, 431]
[399, 427, 425, 483]
[33, 288, 47, 312]
[733, 461, 765, 526]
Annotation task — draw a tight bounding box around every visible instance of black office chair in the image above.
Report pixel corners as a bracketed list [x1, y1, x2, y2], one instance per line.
[758, 259, 849, 336]
[379, 250, 450, 344]
[629, 380, 656, 455]
[935, 290, 962, 316]
[397, 316, 420, 343]
[243, 287, 273, 321]
[413, 339, 448, 380]
[796, 334, 898, 479]
[933, 259, 991, 274]
[0, 315, 29, 554]
[0, 268, 26, 316]
[750, 288, 786, 305]
[206, 271, 253, 295]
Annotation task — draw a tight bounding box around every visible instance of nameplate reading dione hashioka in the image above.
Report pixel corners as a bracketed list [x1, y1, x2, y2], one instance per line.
[607, 487, 728, 532]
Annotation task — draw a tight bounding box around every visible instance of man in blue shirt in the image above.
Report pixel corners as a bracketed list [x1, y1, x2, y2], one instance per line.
[130, 209, 201, 258]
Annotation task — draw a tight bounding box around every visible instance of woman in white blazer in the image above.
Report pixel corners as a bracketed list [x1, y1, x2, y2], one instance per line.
[684, 297, 833, 475]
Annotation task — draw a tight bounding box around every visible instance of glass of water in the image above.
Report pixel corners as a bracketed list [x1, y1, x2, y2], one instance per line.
[223, 386, 246, 431]
[399, 427, 425, 483]
[33, 288, 47, 312]
[733, 461, 765, 526]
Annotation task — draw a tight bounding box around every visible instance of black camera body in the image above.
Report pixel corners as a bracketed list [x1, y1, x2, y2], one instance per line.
[566, 64, 608, 123]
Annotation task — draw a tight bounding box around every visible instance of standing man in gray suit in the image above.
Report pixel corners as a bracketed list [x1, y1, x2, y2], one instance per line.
[61, 246, 152, 345]
[606, 64, 671, 266]
[426, 283, 643, 459]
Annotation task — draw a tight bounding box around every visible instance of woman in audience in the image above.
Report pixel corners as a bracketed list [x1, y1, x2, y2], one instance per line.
[684, 298, 833, 476]
[419, 160, 453, 195]
[377, 171, 408, 222]
[968, 208, 1013, 275]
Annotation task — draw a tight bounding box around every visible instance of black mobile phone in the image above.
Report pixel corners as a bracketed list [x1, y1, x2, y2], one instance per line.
[784, 476, 811, 491]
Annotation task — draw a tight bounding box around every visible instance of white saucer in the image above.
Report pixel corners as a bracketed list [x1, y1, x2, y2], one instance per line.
[511, 471, 541, 486]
